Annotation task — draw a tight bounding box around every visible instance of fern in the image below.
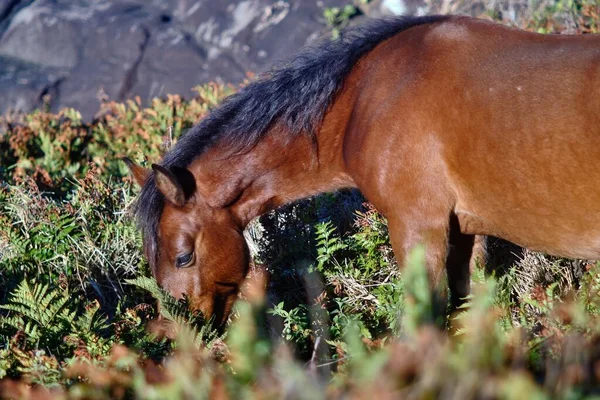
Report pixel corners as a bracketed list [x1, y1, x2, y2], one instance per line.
[65, 300, 112, 358]
[315, 221, 347, 271]
[0, 279, 74, 348]
[0, 278, 114, 380]
[126, 276, 221, 347]
[0, 278, 113, 363]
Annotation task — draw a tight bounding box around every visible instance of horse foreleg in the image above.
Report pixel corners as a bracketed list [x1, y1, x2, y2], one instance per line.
[388, 214, 451, 324]
[388, 212, 486, 328]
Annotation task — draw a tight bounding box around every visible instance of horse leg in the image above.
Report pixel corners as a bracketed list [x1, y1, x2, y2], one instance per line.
[446, 214, 476, 314]
[389, 211, 487, 327]
[470, 235, 488, 272]
[388, 212, 451, 324]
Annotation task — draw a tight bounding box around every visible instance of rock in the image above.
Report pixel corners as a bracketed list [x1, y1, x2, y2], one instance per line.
[0, 0, 354, 120]
[130, 26, 241, 104]
[0, 0, 530, 120]
[0, 56, 66, 116]
[0, 1, 91, 69]
[0, 1, 22, 23]
[57, 7, 154, 118]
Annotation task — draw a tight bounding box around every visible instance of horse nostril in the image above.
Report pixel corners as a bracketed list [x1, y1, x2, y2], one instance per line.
[189, 296, 214, 322]
[215, 281, 239, 293]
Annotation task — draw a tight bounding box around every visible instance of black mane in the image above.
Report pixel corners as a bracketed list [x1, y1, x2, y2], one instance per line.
[134, 15, 448, 268]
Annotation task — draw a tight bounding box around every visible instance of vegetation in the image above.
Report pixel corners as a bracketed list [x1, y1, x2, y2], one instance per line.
[0, 1, 599, 398]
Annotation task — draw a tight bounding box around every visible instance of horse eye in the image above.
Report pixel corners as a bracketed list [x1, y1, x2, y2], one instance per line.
[175, 252, 194, 268]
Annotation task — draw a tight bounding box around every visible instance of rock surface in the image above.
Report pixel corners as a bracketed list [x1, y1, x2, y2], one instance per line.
[0, 0, 348, 119]
[0, 0, 525, 120]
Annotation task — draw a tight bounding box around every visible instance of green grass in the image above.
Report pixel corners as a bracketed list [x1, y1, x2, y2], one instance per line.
[1, 2, 599, 398]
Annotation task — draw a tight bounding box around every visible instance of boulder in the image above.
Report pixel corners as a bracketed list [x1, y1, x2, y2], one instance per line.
[0, 0, 353, 120]
[0, 0, 528, 120]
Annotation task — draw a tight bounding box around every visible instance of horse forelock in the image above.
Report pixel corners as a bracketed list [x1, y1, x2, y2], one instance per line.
[132, 15, 449, 268]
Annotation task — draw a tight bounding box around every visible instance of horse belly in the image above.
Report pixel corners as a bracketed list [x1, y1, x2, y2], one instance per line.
[455, 197, 600, 261]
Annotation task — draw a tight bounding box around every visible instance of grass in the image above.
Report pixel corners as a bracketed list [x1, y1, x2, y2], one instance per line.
[1, 1, 600, 398]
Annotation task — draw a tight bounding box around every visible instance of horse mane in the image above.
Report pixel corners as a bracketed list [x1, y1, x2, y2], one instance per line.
[134, 15, 449, 269]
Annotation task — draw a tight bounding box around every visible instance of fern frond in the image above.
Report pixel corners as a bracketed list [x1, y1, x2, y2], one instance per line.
[1, 280, 70, 329]
[126, 276, 192, 324]
[126, 276, 220, 346]
[74, 300, 109, 333]
[0, 278, 74, 347]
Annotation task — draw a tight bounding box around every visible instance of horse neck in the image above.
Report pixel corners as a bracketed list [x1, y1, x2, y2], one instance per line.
[191, 121, 355, 227]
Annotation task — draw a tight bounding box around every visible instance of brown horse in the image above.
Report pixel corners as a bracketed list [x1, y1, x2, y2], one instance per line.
[125, 15, 600, 326]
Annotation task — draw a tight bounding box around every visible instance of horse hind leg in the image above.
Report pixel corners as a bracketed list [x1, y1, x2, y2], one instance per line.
[470, 235, 488, 272]
[446, 216, 483, 313]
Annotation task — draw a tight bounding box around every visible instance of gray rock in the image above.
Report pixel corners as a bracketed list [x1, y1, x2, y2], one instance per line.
[0, 0, 354, 119]
[0, 0, 529, 120]
[57, 8, 153, 118]
[130, 26, 242, 104]
[0, 56, 67, 116]
[0, 0, 22, 23]
[0, 1, 90, 69]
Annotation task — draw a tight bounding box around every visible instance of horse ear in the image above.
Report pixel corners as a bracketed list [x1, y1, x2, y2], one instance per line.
[152, 164, 189, 207]
[122, 157, 150, 187]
